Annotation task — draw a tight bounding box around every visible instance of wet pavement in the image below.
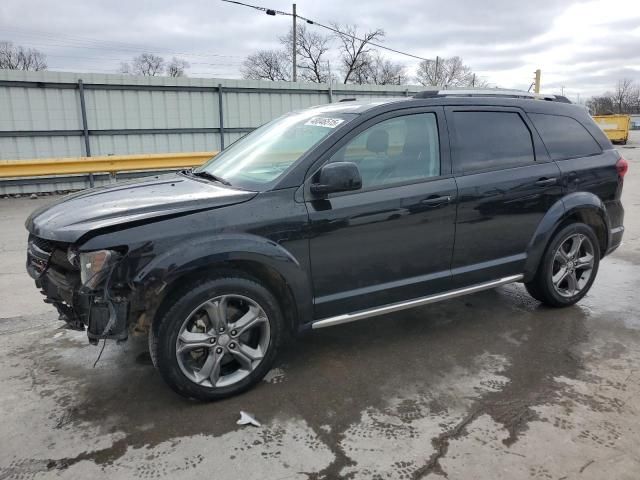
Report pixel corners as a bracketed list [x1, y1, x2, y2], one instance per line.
[1, 132, 640, 479]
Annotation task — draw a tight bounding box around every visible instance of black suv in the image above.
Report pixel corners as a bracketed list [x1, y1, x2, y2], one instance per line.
[26, 90, 627, 400]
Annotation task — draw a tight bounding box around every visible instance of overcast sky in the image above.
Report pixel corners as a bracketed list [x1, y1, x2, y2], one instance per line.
[1, 0, 639, 100]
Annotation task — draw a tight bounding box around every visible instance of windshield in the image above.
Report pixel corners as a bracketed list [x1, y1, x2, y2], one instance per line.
[196, 110, 357, 189]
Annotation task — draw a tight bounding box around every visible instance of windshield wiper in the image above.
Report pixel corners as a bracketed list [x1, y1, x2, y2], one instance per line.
[187, 169, 232, 186]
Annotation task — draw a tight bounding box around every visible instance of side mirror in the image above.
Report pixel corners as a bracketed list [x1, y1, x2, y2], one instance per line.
[310, 162, 362, 196]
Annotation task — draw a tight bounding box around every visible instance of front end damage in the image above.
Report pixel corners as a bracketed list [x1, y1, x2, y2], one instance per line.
[27, 235, 132, 344]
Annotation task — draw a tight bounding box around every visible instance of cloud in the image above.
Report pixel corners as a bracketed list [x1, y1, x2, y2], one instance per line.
[0, 0, 638, 97]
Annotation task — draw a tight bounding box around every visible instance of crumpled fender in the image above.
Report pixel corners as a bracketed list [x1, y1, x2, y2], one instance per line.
[523, 192, 610, 281]
[132, 233, 313, 328]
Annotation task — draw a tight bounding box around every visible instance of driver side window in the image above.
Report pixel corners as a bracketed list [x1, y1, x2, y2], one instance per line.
[330, 113, 440, 189]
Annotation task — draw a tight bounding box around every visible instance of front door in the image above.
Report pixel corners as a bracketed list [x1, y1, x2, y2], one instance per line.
[305, 108, 458, 319]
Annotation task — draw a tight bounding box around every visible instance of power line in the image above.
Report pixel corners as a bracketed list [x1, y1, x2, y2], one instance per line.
[42, 53, 243, 67]
[2, 25, 244, 58]
[1, 25, 245, 60]
[17, 39, 246, 64]
[221, 0, 434, 62]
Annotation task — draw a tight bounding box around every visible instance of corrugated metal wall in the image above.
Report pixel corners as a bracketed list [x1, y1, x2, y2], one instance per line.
[0, 69, 423, 193]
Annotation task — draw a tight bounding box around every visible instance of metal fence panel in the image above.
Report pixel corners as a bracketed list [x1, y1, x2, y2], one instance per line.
[0, 69, 422, 193]
[90, 133, 220, 156]
[0, 135, 84, 160]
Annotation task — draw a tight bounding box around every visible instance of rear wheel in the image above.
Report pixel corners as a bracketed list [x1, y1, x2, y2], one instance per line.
[155, 274, 283, 401]
[525, 223, 600, 307]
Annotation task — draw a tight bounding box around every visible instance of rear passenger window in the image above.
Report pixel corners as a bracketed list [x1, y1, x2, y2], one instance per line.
[528, 113, 601, 160]
[452, 111, 535, 174]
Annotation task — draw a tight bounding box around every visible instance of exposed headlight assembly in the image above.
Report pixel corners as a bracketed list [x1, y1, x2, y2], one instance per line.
[67, 247, 79, 267]
[79, 249, 121, 290]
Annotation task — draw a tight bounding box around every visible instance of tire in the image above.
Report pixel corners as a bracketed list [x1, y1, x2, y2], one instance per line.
[148, 325, 159, 368]
[155, 272, 284, 401]
[523, 278, 545, 303]
[525, 222, 600, 308]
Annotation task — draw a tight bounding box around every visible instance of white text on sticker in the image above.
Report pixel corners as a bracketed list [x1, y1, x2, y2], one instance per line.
[305, 117, 345, 128]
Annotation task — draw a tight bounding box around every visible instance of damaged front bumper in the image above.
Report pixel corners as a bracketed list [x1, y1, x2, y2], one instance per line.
[27, 235, 130, 344]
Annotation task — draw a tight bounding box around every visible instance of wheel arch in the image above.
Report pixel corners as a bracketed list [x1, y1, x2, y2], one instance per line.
[524, 192, 610, 281]
[134, 234, 312, 337]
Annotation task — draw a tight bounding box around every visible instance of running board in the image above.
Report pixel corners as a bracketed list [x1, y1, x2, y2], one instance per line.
[311, 274, 524, 329]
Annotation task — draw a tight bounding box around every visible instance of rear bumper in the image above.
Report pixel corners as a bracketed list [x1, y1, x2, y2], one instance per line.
[606, 225, 624, 255]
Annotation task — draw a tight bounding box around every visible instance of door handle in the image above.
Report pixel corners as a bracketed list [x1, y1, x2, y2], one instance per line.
[421, 195, 452, 207]
[535, 177, 557, 186]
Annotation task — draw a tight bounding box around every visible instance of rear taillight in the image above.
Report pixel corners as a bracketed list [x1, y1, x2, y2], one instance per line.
[616, 157, 628, 178]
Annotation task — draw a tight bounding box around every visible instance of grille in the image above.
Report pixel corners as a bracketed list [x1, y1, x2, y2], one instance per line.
[28, 235, 77, 272]
[29, 235, 57, 253]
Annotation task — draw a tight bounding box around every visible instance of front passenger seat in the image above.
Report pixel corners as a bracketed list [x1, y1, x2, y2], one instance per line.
[358, 129, 389, 186]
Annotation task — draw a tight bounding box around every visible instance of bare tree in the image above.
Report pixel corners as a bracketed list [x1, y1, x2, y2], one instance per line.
[332, 24, 385, 84]
[345, 51, 406, 85]
[280, 25, 331, 83]
[120, 53, 165, 76]
[586, 95, 615, 115]
[415, 56, 477, 87]
[611, 78, 634, 113]
[241, 23, 410, 86]
[241, 50, 291, 81]
[0, 41, 47, 71]
[587, 79, 640, 115]
[629, 85, 640, 114]
[368, 53, 407, 85]
[167, 57, 189, 77]
[470, 74, 490, 88]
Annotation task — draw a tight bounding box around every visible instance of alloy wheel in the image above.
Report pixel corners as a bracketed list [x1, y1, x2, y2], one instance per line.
[551, 233, 595, 298]
[175, 294, 270, 388]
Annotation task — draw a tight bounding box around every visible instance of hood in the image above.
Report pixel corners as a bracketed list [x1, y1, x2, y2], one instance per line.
[26, 173, 257, 243]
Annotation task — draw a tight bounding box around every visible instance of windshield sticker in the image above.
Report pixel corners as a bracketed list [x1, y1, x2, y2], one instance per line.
[305, 117, 345, 128]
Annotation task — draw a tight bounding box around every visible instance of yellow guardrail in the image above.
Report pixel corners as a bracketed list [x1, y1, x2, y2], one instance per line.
[0, 152, 217, 178]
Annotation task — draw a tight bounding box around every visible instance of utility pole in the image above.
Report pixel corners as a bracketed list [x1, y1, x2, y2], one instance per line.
[292, 3, 297, 82]
[434, 56, 440, 86]
[472, 73, 476, 87]
[534, 69, 541, 94]
[327, 60, 333, 102]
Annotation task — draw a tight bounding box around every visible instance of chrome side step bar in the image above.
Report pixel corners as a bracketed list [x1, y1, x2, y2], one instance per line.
[311, 274, 524, 329]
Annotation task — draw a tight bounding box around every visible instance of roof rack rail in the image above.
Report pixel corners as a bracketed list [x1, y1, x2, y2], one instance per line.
[413, 88, 569, 103]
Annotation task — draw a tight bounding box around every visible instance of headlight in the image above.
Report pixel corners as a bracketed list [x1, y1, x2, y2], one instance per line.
[79, 250, 121, 290]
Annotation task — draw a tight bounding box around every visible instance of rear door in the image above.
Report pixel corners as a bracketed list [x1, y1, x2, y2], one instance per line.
[445, 107, 563, 286]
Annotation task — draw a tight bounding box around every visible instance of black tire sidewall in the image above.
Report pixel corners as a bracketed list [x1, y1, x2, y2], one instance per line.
[538, 222, 600, 307]
[156, 275, 283, 401]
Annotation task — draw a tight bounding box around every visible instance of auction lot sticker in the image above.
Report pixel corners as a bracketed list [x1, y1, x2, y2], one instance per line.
[305, 117, 345, 128]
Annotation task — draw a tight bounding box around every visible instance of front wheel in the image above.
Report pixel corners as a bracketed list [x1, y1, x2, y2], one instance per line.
[525, 223, 600, 307]
[155, 274, 284, 401]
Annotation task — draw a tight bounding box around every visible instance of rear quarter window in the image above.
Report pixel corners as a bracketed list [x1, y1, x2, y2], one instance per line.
[528, 113, 602, 160]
